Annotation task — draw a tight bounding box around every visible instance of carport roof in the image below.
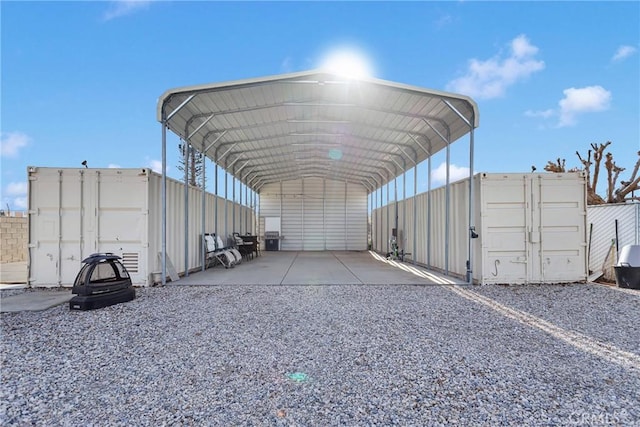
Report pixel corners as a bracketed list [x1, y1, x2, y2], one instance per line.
[157, 70, 478, 192]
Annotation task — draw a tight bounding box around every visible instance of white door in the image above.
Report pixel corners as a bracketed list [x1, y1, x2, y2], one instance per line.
[534, 174, 587, 282]
[481, 175, 530, 283]
[481, 174, 586, 284]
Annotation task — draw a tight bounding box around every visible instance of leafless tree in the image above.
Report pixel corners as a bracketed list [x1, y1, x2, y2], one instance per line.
[545, 141, 639, 205]
[177, 142, 206, 189]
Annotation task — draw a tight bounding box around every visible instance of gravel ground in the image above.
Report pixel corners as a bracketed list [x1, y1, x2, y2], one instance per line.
[1, 284, 639, 426]
[470, 284, 640, 356]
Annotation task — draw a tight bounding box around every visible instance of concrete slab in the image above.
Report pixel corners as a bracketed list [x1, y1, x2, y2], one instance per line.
[1, 290, 73, 313]
[281, 252, 358, 285]
[172, 251, 463, 286]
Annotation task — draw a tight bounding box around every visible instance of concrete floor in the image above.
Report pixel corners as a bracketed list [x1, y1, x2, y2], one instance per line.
[0, 251, 463, 312]
[173, 251, 463, 286]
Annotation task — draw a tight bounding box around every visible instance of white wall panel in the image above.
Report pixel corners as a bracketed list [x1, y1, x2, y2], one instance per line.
[372, 173, 586, 284]
[303, 178, 325, 250]
[281, 180, 303, 250]
[325, 179, 346, 250]
[587, 203, 640, 272]
[30, 167, 255, 287]
[259, 178, 367, 251]
[346, 182, 367, 250]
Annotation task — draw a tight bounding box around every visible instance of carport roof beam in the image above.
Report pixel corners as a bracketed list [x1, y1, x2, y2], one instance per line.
[408, 133, 432, 157]
[187, 113, 216, 140]
[165, 94, 195, 121]
[202, 130, 227, 155]
[158, 70, 478, 193]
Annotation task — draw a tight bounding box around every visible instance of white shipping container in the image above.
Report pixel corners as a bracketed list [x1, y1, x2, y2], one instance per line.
[372, 172, 588, 284]
[27, 167, 254, 287]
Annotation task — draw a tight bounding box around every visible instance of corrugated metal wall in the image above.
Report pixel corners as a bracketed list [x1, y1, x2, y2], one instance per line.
[372, 173, 587, 284]
[259, 178, 367, 251]
[587, 203, 640, 272]
[30, 167, 254, 286]
[148, 172, 254, 280]
[303, 178, 324, 250]
[29, 168, 153, 287]
[346, 182, 367, 250]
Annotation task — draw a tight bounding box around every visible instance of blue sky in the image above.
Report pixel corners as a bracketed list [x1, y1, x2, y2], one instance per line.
[1, 1, 638, 211]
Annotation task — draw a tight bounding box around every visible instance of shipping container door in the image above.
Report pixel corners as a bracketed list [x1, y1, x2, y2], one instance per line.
[481, 174, 587, 284]
[29, 169, 91, 286]
[535, 175, 586, 282]
[480, 175, 530, 284]
[96, 170, 149, 285]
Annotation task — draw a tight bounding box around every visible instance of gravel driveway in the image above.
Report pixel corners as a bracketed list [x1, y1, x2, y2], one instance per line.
[1, 284, 638, 426]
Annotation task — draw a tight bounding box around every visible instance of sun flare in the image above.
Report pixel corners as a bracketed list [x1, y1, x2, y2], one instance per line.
[320, 48, 374, 79]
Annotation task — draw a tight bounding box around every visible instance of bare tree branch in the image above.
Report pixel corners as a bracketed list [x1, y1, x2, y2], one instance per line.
[548, 141, 636, 204]
[543, 158, 566, 173]
[591, 141, 610, 196]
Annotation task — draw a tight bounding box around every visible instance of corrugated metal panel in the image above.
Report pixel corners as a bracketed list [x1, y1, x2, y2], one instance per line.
[346, 182, 367, 250]
[402, 196, 415, 258]
[479, 175, 529, 283]
[259, 178, 367, 251]
[160, 70, 479, 195]
[536, 174, 587, 282]
[372, 172, 587, 284]
[281, 180, 303, 250]
[29, 168, 151, 287]
[587, 203, 640, 271]
[30, 167, 251, 286]
[303, 178, 324, 250]
[325, 179, 346, 250]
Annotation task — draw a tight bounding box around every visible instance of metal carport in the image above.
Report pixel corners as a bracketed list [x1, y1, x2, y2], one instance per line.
[157, 70, 478, 285]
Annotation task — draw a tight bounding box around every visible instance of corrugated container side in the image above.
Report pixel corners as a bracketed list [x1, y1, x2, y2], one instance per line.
[372, 172, 586, 284]
[402, 196, 415, 257]
[29, 168, 151, 287]
[29, 167, 253, 287]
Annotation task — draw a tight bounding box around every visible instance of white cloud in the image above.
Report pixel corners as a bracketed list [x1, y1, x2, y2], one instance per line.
[108, 164, 122, 168]
[5, 182, 28, 197]
[612, 45, 637, 62]
[524, 109, 555, 119]
[446, 34, 545, 99]
[2, 182, 28, 211]
[103, 1, 152, 21]
[431, 162, 470, 185]
[13, 197, 28, 210]
[0, 132, 30, 158]
[558, 85, 611, 127]
[147, 159, 164, 174]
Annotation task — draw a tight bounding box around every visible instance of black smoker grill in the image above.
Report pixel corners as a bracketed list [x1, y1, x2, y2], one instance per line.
[265, 231, 280, 251]
[69, 253, 136, 310]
